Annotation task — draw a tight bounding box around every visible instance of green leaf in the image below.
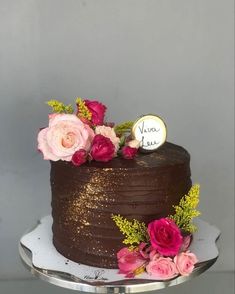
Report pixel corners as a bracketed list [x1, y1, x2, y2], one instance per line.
[114, 121, 134, 136]
[119, 135, 126, 147]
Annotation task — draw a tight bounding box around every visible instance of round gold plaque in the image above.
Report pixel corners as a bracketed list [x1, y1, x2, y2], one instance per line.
[132, 114, 167, 152]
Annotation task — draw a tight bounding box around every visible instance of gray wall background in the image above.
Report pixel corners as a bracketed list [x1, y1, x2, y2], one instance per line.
[0, 0, 234, 280]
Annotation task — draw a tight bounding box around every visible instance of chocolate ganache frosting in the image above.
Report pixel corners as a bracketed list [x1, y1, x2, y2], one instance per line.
[50, 142, 192, 268]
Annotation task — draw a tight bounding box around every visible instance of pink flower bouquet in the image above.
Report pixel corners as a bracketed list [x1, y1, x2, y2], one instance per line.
[114, 216, 198, 280]
[38, 98, 140, 166]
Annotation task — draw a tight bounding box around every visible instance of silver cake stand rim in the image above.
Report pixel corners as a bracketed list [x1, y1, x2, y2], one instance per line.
[19, 241, 219, 293]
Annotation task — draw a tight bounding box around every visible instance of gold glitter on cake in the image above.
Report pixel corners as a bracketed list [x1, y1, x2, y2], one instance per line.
[135, 160, 149, 167]
[62, 170, 117, 237]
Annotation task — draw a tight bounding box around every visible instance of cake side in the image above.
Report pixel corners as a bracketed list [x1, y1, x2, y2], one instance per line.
[51, 142, 192, 268]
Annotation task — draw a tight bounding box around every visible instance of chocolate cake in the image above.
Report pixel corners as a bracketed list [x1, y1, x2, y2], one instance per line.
[50, 142, 192, 268]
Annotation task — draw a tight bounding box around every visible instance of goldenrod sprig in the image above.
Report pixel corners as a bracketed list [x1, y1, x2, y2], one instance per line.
[76, 97, 92, 121]
[170, 184, 201, 233]
[46, 100, 74, 114]
[112, 214, 149, 246]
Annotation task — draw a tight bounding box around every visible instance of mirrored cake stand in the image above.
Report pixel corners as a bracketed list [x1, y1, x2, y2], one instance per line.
[19, 216, 220, 293]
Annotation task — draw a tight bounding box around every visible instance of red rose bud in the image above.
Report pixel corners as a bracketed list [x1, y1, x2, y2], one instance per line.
[122, 146, 138, 159]
[84, 100, 107, 126]
[71, 149, 87, 166]
[90, 134, 115, 162]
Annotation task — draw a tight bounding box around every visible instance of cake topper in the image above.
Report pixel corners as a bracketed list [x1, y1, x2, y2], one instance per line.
[131, 115, 167, 152]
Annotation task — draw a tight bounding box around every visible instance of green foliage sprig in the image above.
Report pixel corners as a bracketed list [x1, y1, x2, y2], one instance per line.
[46, 100, 74, 114]
[118, 135, 126, 148]
[170, 184, 201, 233]
[114, 121, 134, 136]
[112, 214, 149, 246]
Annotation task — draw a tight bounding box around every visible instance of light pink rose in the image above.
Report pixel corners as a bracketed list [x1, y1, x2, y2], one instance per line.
[117, 247, 147, 278]
[146, 257, 178, 280]
[38, 114, 94, 161]
[174, 251, 198, 276]
[149, 249, 160, 261]
[180, 234, 192, 252]
[127, 139, 140, 149]
[95, 125, 120, 153]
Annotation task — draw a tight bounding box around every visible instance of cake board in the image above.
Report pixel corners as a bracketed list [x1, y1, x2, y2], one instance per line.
[19, 216, 220, 293]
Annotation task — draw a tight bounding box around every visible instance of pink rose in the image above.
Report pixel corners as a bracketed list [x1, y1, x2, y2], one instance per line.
[90, 134, 115, 162]
[148, 218, 183, 256]
[84, 100, 107, 125]
[117, 247, 146, 277]
[37, 114, 94, 161]
[71, 149, 87, 166]
[149, 249, 161, 261]
[180, 234, 192, 252]
[174, 251, 198, 276]
[146, 257, 178, 280]
[122, 146, 138, 159]
[127, 139, 140, 149]
[138, 243, 151, 259]
[95, 125, 120, 153]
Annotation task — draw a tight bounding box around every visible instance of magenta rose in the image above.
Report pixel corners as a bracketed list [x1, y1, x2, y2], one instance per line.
[84, 100, 107, 125]
[148, 218, 183, 256]
[122, 146, 138, 159]
[37, 114, 94, 161]
[95, 125, 120, 153]
[117, 247, 147, 278]
[90, 134, 115, 162]
[71, 149, 87, 166]
[146, 257, 178, 280]
[174, 251, 198, 276]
